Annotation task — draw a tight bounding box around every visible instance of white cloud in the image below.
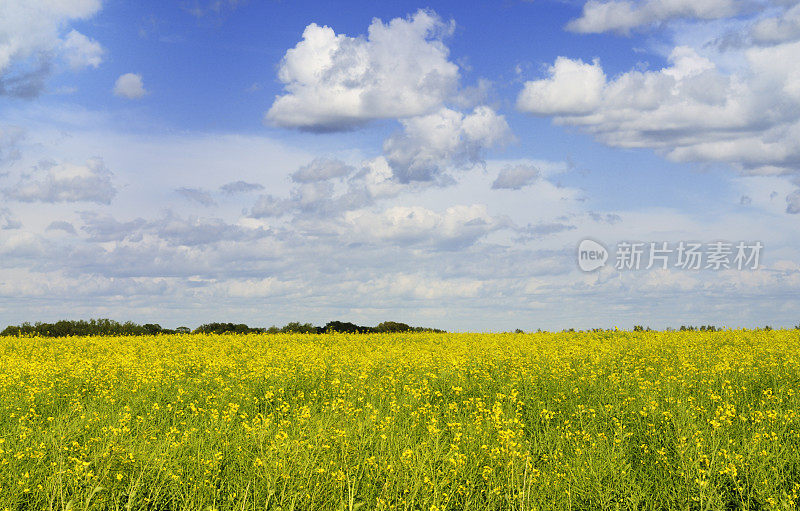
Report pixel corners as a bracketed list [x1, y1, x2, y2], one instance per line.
[5, 157, 116, 204]
[183, 0, 244, 18]
[492, 164, 540, 190]
[787, 190, 800, 214]
[0, 207, 21, 230]
[265, 9, 459, 131]
[0, 0, 103, 96]
[516, 43, 800, 177]
[176, 187, 217, 207]
[0, 126, 25, 165]
[383, 106, 512, 182]
[291, 158, 353, 183]
[751, 3, 800, 45]
[219, 181, 264, 195]
[61, 29, 103, 70]
[567, 0, 742, 34]
[356, 273, 483, 300]
[516, 58, 606, 116]
[114, 73, 147, 99]
[46, 220, 76, 234]
[343, 204, 505, 248]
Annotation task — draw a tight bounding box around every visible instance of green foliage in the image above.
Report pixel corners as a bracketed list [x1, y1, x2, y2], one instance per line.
[375, 321, 412, 333]
[0, 319, 172, 337]
[0, 319, 444, 337]
[280, 322, 318, 334]
[192, 323, 265, 335]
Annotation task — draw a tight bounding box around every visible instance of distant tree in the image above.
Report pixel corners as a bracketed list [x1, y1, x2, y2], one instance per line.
[142, 324, 163, 335]
[321, 321, 371, 334]
[193, 323, 264, 334]
[375, 321, 412, 333]
[280, 322, 318, 334]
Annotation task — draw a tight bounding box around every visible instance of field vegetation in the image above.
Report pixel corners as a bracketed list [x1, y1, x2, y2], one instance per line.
[1, 330, 799, 510]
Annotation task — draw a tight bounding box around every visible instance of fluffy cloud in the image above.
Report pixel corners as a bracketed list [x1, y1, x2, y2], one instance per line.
[176, 187, 217, 207]
[78, 210, 271, 246]
[5, 158, 117, 204]
[566, 0, 741, 34]
[219, 181, 264, 194]
[291, 158, 353, 183]
[0, 126, 24, 165]
[491, 164, 540, 190]
[751, 3, 800, 45]
[249, 194, 291, 218]
[0, 207, 21, 230]
[787, 190, 800, 214]
[152, 213, 269, 247]
[248, 157, 416, 219]
[46, 220, 77, 235]
[516, 222, 576, 240]
[517, 58, 605, 116]
[356, 273, 483, 300]
[114, 73, 147, 99]
[265, 10, 459, 131]
[80, 212, 146, 242]
[61, 30, 103, 70]
[384, 106, 512, 182]
[516, 43, 800, 177]
[0, 0, 103, 97]
[343, 204, 505, 249]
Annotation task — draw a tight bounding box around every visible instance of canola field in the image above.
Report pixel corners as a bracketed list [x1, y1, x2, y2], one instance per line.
[1, 330, 800, 510]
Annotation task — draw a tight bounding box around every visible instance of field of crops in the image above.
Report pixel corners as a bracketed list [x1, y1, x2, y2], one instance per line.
[1, 330, 800, 510]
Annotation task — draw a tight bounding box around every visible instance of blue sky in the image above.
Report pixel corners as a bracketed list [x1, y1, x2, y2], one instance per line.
[1, 0, 799, 331]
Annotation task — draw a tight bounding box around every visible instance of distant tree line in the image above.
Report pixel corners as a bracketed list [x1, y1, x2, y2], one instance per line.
[0, 318, 445, 337]
[2, 319, 795, 337]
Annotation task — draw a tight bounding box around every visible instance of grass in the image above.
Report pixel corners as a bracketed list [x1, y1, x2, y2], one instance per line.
[0, 330, 799, 509]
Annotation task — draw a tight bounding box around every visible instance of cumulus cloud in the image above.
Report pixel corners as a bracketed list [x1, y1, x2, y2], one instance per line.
[152, 213, 269, 246]
[176, 187, 217, 207]
[356, 273, 483, 300]
[787, 190, 800, 214]
[61, 29, 103, 70]
[265, 9, 459, 131]
[492, 164, 540, 190]
[0, 207, 21, 230]
[516, 222, 576, 240]
[383, 106, 512, 182]
[517, 58, 605, 116]
[0, 126, 24, 165]
[80, 212, 146, 242]
[0, 0, 103, 97]
[114, 73, 147, 99]
[46, 220, 77, 234]
[516, 43, 800, 177]
[249, 194, 291, 218]
[343, 204, 505, 249]
[589, 212, 623, 224]
[5, 157, 116, 204]
[566, 0, 742, 34]
[219, 180, 264, 194]
[751, 3, 800, 45]
[291, 158, 354, 183]
[248, 156, 420, 220]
